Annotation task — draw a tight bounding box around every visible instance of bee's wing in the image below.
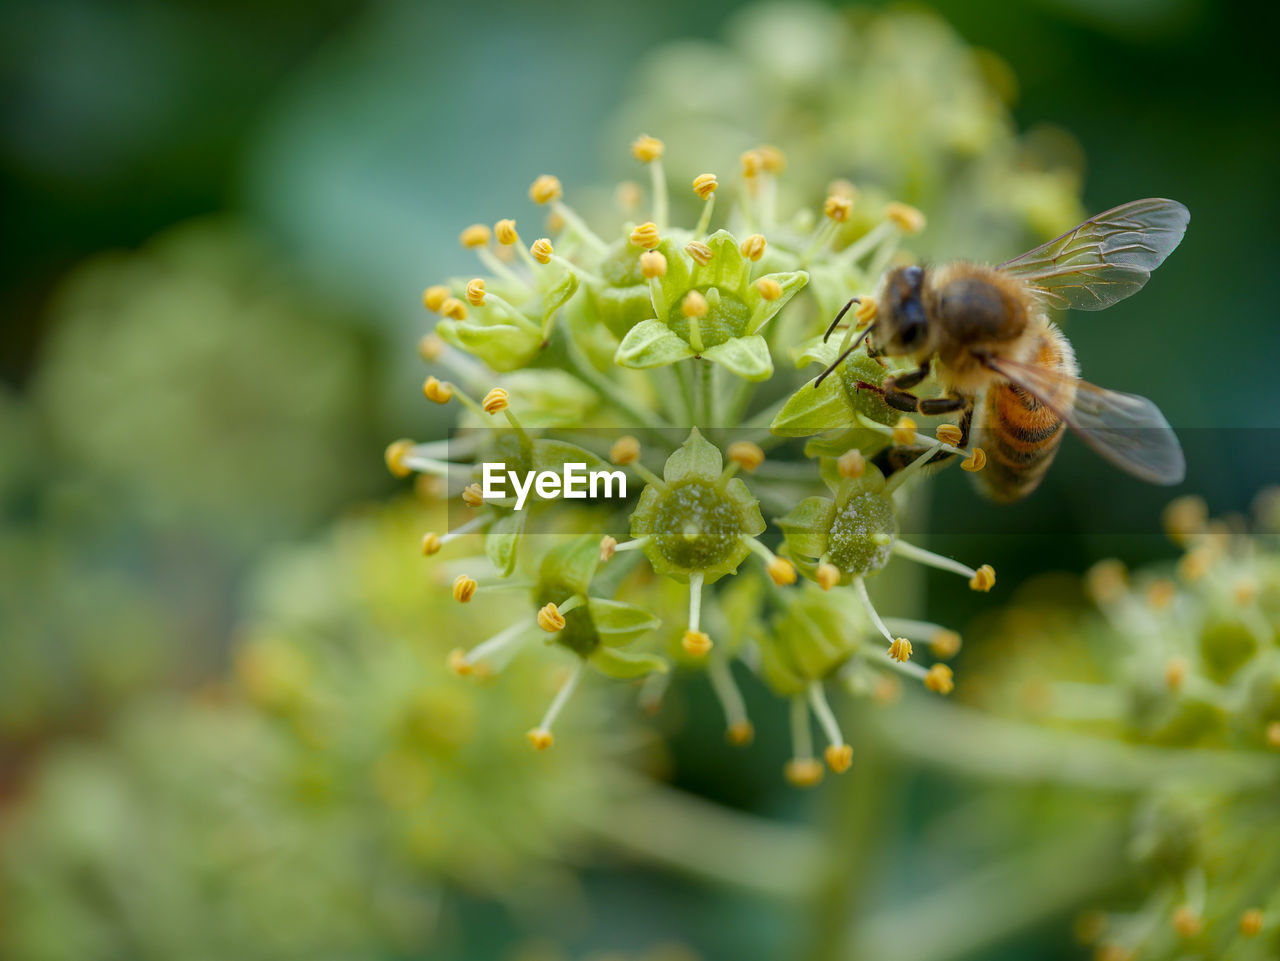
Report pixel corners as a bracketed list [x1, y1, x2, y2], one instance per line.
[984, 354, 1186, 485]
[997, 199, 1189, 311]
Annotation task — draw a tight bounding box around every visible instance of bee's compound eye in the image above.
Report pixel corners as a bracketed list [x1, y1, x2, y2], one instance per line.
[899, 321, 925, 347]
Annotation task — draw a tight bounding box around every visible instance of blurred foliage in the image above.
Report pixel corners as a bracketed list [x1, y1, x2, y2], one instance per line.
[0, 219, 383, 745]
[33, 218, 380, 549]
[613, 3, 1084, 260]
[877, 496, 1280, 960]
[1, 497, 648, 960]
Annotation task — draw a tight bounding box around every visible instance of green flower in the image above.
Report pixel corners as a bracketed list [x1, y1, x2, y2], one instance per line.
[613, 230, 806, 380]
[399, 135, 1041, 778]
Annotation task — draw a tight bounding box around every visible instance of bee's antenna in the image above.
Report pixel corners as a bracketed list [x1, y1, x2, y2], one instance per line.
[814, 323, 875, 388]
[822, 297, 861, 343]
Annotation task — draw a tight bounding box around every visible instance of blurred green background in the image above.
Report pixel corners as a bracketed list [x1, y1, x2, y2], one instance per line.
[2, 1, 1277, 959]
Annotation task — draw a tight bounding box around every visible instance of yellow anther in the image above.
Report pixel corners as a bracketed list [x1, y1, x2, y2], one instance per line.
[1164, 657, 1188, 691]
[482, 387, 509, 415]
[784, 757, 824, 788]
[924, 663, 954, 695]
[887, 637, 913, 663]
[546, 209, 565, 233]
[1268, 721, 1280, 748]
[448, 648, 472, 676]
[639, 250, 667, 279]
[440, 297, 467, 320]
[417, 333, 445, 361]
[682, 629, 713, 657]
[495, 218, 519, 245]
[961, 447, 987, 472]
[740, 233, 767, 261]
[936, 424, 964, 446]
[767, 557, 797, 586]
[726, 720, 755, 746]
[1146, 578, 1176, 610]
[824, 744, 853, 773]
[682, 290, 709, 318]
[758, 145, 786, 173]
[893, 416, 918, 446]
[631, 134, 664, 162]
[452, 575, 478, 603]
[526, 728, 554, 751]
[1163, 495, 1208, 545]
[629, 221, 661, 250]
[1178, 548, 1212, 582]
[459, 223, 491, 248]
[824, 195, 852, 223]
[530, 238, 553, 264]
[461, 483, 485, 508]
[1095, 946, 1133, 961]
[1085, 559, 1128, 604]
[1234, 579, 1258, 605]
[599, 535, 617, 562]
[816, 563, 841, 591]
[827, 178, 858, 201]
[465, 278, 486, 307]
[615, 180, 642, 211]
[421, 532, 442, 556]
[930, 629, 962, 659]
[422, 285, 450, 312]
[968, 564, 996, 592]
[755, 277, 782, 300]
[1172, 906, 1202, 938]
[385, 439, 413, 478]
[837, 449, 865, 479]
[740, 150, 764, 178]
[885, 201, 926, 234]
[692, 172, 719, 200]
[537, 602, 566, 632]
[609, 435, 641, 465]
[1240, 908, 1265, 936]
[854, 297, 878, 327]
[685, 240, 713, 265]
[422, 376, 452, 403]
[727, 440, 765, 472]
[529, 174, 562, 205]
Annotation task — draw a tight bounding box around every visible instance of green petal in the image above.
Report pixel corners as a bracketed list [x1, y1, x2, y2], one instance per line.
[775, 496, 836, 559]
[587, 597, 661, 647]
[614, 318, 696, 369]
[538, 535, 600, 595]
[689, 229, 749, 294]
[485, 510, 527, 576]
[746, 270, 808, 333]
[540, 270, 579, 327]
[662, 427, 722, 484]
[702, 335, 773, 381]
[770, 375, 854, 436]
[725, 477, 766, 537]
[436, 320, 541, 372]
[650, 237, 693, 316]
[589, 645, 669, 679]
[531, 439, 609, 475]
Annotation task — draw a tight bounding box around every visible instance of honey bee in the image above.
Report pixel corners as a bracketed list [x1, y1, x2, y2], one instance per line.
[816, 198, 1190, 501]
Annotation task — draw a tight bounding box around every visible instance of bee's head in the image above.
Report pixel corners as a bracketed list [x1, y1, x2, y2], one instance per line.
[873, 265, 931, 357]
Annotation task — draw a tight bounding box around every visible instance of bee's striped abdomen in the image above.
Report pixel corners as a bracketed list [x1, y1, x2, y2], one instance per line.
[974, 323, 1077, 502]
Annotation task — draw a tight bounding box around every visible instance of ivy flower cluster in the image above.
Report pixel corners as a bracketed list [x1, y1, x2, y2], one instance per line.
[960, 494, 1280, 960]
[391, 136, 1001, 785]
